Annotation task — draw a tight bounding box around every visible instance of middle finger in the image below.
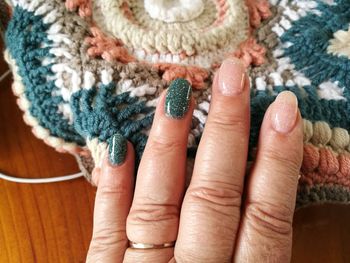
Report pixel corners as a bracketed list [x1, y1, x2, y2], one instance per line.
[176, 58, 250, 263]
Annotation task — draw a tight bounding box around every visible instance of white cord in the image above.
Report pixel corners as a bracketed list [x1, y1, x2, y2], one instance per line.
[0, 69, 11, 82]
[0, 171, 84, 184]
[0, 59, 82, 183]
[0, 67, 83, 184]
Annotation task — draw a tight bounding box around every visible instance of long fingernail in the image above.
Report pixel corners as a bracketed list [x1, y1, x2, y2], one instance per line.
[271, 91, 298, 134]
[108, 133, 127, 165]
[165, 78, 192, 119]
[218, 58, 246, 96]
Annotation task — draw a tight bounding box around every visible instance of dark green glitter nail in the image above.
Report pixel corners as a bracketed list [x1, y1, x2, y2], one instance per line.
[108, 133, 127, 166]
[165, 78, 192, 119]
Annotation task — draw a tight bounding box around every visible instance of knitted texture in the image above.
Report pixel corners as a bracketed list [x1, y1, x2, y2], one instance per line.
[3, 0, 350, 208]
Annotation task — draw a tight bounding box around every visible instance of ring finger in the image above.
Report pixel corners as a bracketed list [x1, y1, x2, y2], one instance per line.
[124, 79, 194, 262]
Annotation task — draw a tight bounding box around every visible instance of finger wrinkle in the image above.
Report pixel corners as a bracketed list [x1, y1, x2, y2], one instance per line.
[243, 200, 293, 237]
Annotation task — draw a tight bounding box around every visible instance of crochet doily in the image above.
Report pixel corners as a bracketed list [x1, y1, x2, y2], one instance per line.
[4, 0, 350, 207]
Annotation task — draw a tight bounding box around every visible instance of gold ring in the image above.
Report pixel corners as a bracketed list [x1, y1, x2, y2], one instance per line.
[129, 241, 176, 249]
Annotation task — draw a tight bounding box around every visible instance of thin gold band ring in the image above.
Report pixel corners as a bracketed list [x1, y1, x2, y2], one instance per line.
[129, 241, 176, 249]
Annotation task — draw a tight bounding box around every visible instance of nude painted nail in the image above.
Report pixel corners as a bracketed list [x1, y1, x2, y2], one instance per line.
[218, 58, 246, 96]
[271, 91, 298, 134]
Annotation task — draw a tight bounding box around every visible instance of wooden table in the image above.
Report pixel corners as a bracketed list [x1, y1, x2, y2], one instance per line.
[0, 49, 349, 263]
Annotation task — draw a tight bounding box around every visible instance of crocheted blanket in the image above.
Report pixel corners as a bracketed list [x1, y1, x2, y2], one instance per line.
[3, 0, 350, 207]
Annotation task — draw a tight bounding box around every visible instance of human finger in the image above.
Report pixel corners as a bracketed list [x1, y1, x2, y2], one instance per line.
[125, 79, 194, 262]
[175, 58, 250, 263]
[86, 138, 134, 263]
[234, 91, 303, 262]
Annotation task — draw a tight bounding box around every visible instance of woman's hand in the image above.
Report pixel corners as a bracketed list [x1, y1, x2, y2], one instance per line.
[86, 58, 303, 263]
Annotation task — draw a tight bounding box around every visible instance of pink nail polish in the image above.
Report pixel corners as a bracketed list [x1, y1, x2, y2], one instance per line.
[218, 58, 246, 96]
[271, 91, 298, 134]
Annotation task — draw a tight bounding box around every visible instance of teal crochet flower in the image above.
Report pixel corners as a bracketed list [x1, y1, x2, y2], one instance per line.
[281, 0, 350, 97]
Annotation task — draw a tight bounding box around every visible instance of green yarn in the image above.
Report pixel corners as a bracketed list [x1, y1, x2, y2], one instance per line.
[297, 185, 350, 208]
[5, 6, 155, 159]
[5, 0, 350, 209]
[71, 83, 154, 160]
[6, 3, 350, 166]
[281, 0, 350, 92]
[5, 6, 84, 145]
[250, 85, 350, 149]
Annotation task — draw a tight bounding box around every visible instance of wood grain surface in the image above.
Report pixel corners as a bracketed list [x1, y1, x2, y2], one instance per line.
[0, 47, 349, 262]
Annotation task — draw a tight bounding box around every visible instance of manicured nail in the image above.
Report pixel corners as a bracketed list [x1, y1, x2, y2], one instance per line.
[218, 58, 246, 96]
[165, 78, 192, 119]
[108, 133, 127, 165]
[271, 91, 298, 134]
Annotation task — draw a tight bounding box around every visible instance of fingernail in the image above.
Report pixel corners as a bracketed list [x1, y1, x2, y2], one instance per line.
[271, 91, 298, 134]
[165, 78, 192, 119]
[218, 58, 246, 96]
[108, 133, 127, 165]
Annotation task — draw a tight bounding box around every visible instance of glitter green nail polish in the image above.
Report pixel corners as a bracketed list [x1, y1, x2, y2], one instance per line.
[108, 133, 127, 166]
[165, 78, 192, 119]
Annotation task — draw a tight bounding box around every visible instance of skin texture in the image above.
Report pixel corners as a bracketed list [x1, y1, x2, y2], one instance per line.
[86, 58, 303, 263]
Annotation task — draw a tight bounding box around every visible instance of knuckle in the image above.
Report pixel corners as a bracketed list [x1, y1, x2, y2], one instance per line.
[208, 112, 248, 135]
[245, 201, 293, 237]
[186, 181, 242, 213]
[263, 147, 301, 173]
[197, 161, 243, 181]
[88, 227, 127, 258]
[175, 246, 230, 263]
[175, 251, 204, 263]
[128, 203, 179, 226]
[97, 184, 129, 202]
[147, 135, 184, 154]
